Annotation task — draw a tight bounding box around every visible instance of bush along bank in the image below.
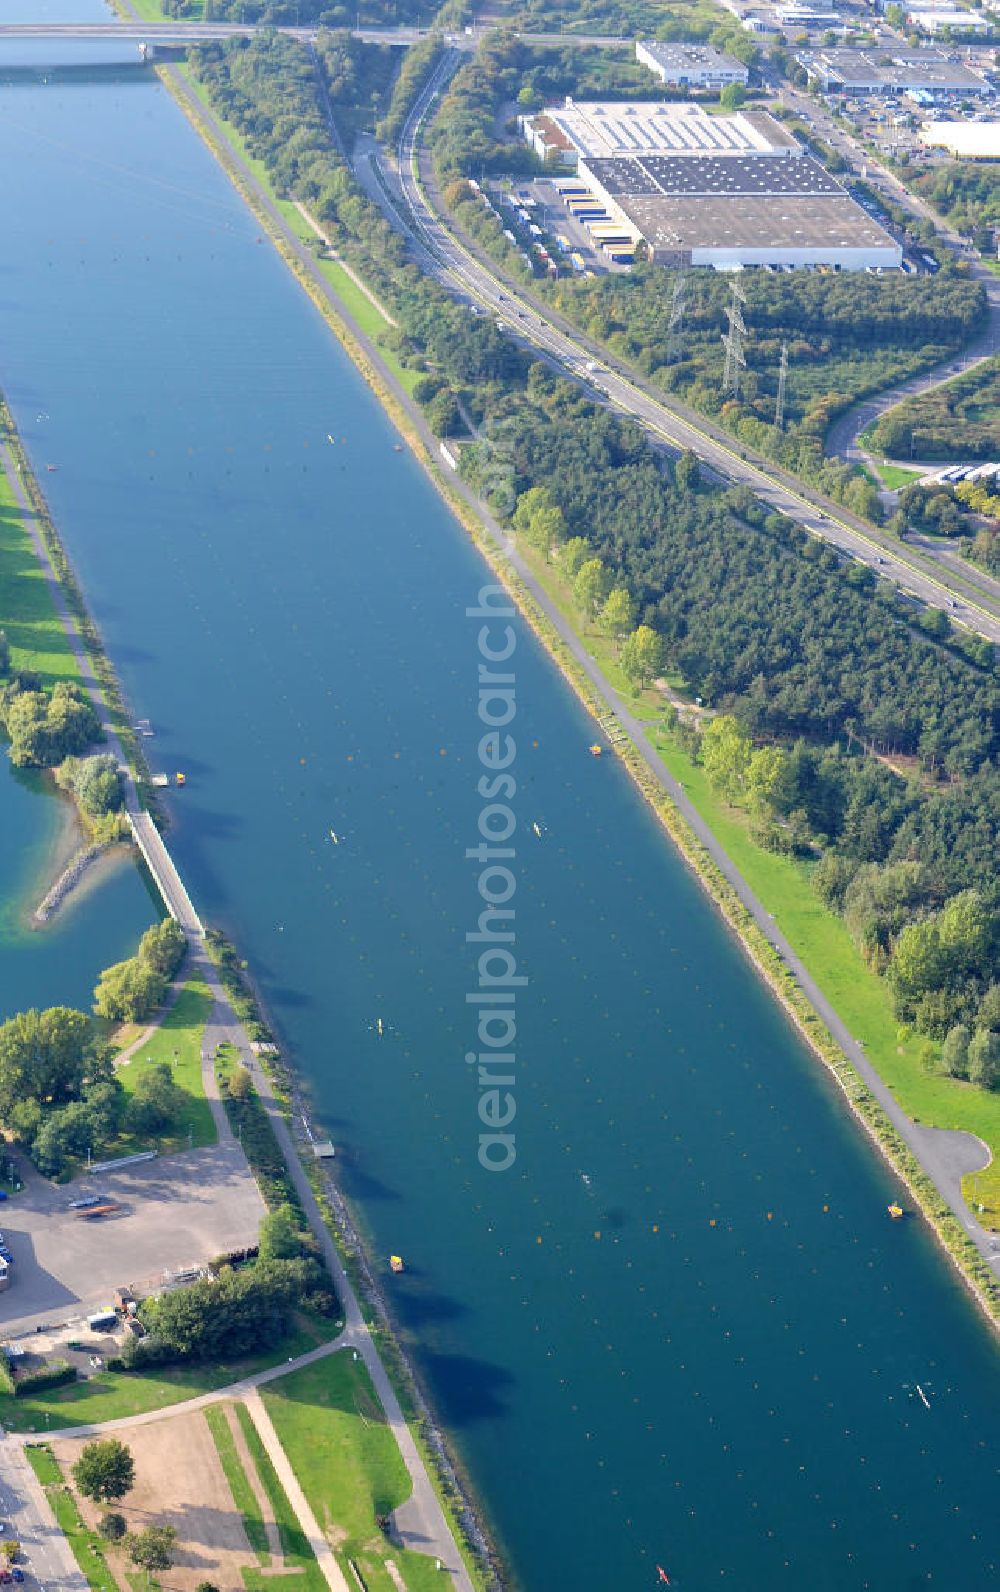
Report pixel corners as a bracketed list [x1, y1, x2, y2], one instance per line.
[174, 31, 1000, 1324]
[0, 395, 162, 823]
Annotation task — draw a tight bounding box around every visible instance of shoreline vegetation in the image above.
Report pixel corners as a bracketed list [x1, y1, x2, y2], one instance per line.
[143, 43, 1000, 1333]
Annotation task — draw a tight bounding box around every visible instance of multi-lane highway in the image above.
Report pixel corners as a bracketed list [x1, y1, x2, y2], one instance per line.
[373, 50, 1000, 643]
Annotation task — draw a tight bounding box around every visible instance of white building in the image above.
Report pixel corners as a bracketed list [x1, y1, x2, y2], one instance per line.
[635, 40, 749, 89]
[907, 6, 988, 30]
[920, 118, 1000, 156]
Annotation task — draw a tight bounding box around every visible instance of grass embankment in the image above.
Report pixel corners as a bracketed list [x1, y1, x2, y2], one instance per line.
[262, 1353, 447, 1592]
[519, 541, 1000, 1225]
[0, 1315, 333, 1434]
[203, 1404, 271, 1563]
[653, 723, 1000, 1219]
[0, 466, 79, 688]
[114, 976, 217, 1151]
[25, 1444, 118, 1592]
[174, 66, 422, 397]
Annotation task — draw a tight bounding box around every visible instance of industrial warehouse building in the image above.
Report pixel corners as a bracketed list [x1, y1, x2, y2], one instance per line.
[796, 47, 991, 96]
[522, 102, 901, 269]
[635, 40, 749, 89]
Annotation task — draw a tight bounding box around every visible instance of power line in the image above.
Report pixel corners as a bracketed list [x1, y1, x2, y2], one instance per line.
[666, 272, 687, 363]
[775, 341, 789, 432]
[722, 276, 747, 400]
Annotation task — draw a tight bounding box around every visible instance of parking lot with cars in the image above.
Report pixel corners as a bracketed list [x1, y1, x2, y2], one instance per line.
[0, 1145, 265, 1338]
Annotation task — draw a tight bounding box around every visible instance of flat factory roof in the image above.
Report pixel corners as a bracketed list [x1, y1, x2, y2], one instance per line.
[920, 118, 1000, 157]
[538, 101, 800, 160]
[800, 46, 988, 92]
[636, 41, 747, 76]
[582, 152, 843, 198]
[613, 193, 898, 254]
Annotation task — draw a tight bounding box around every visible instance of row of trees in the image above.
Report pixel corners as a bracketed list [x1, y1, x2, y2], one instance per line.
[692, 715, 999, 1067]
[93, 919, 186, 1025]
[871, 355, 1000, 463]
[0, 921, 188, 1174]
[187, 35, 997, 1051]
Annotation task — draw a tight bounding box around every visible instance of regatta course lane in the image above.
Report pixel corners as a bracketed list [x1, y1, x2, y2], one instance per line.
[0, 15, 998, 1588]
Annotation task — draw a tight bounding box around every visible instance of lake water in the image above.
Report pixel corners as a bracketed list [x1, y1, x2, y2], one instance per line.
[0, 11, 998, 1588]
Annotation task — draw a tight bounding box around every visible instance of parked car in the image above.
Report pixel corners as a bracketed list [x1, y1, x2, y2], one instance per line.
[0, 1249, 12, 1266]
[11, 1566, 24, 1582]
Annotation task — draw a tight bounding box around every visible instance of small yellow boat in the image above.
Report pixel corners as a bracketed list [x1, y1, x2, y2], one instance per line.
[887, 1203, 904, 1220]
[389, 1255, 405, 1274]
[174, 772, 187, 787]
[589, 743, 603, 756]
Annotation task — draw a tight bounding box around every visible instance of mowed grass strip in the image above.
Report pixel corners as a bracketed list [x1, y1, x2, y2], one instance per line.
[653, 724, 1000, 1219]
[1, 1316, 333, 1433]
[232, 1404, 328, 1592]
[517, 545, 1000, 1221]
[176, 67, 422, 397]
[259, 1351, 455, 1588]
[115, 976, 217, 1150]
[203, 1404, 270, 1562]
[0, 469, 79, 687]
[25, 1444, 118, 1592]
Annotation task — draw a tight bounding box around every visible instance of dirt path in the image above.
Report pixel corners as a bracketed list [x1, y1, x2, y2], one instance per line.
[223, 1401, 283, 1560]
[54, 1408, 261, 1592]
[243, 1389, 352, 1592]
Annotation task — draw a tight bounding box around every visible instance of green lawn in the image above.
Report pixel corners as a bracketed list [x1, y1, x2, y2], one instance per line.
[176, 67, 421, 397]
[231, 1404, 328, 1592]
[261, 1353, 448, 1591]
[115, 976, 216, 1150]
[875, 462, 924, 490]
[0, 1316, 333, 1433]
[653, 723, 1000, 1221]
[0, 466, 79, 688]
[25, 1446, 118, 1592]
[125, 0, 205, 19]
[203, 1404, 270, 1562]
[522, 542, 1000, 1224]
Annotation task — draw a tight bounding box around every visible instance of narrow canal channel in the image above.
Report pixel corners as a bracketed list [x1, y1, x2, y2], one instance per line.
[0, 14, 998, 1588]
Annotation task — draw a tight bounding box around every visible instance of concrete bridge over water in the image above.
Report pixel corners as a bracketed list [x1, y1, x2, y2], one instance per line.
[0, 21, 433, 48]
[128, 811, 204, 939]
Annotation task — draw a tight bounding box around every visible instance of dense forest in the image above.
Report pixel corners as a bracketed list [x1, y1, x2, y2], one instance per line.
[197, 0, 443, 26]
[870, 354, 1000, 462]
[897, 159, 1000, 252]
[187, 31, 998, 1069]
[425, 33, 986, 515]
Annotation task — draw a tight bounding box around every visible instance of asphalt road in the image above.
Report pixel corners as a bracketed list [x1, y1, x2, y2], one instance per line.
[774, 80, 1000, 463]
[0, 1438, 88, 1592]
[0, 1145, 264, 1338]
[378, 52, 1000, 641]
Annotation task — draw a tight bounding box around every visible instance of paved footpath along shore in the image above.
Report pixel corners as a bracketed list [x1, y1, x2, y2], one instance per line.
[162, 67, 1000, 1295]
[0, 430, 475, 1587]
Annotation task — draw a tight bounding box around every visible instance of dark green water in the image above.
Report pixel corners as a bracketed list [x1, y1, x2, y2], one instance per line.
[0, 17, 998, 1588]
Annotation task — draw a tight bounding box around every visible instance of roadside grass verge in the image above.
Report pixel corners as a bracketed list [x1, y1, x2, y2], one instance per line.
[25, 1444, 118, 1592]
[114, 976, 216, 1150]
[0, 466, 80, 688]
[203, 1404, 270, 1562]
[231, 1404, 328, 1592]
[261, 1351, 450, 1590]
[0, 1314, 333, 1434]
